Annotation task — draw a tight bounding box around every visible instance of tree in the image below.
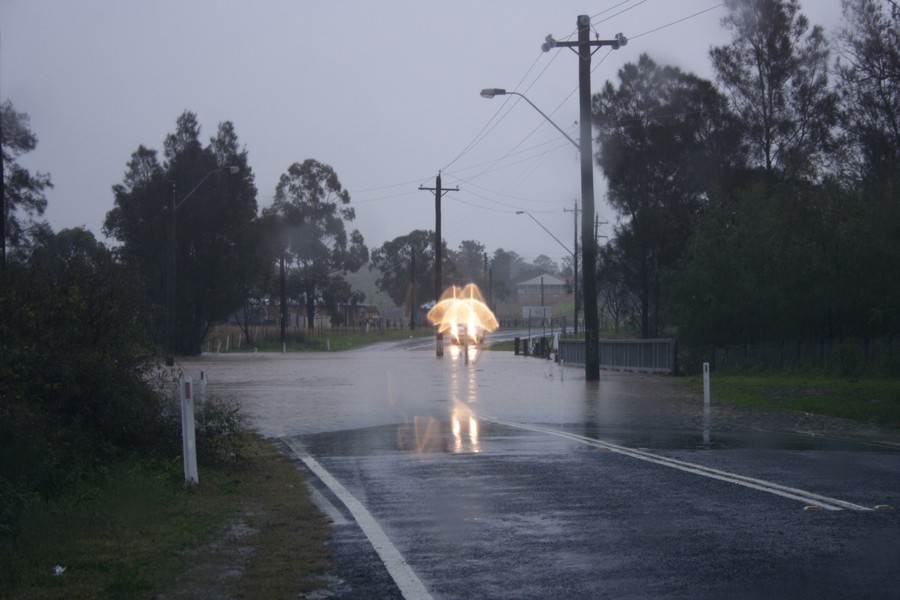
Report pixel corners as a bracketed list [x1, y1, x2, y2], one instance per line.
[532, 254, 560, 277]
[711, 0, 837, 181]
[593, 54, 741, 337]
[263, 159, 368, 331]
[597, 241, 639, 333]
[105, 111, 263, 355]
[1, 100, 53, 265]
[836, 0, 900, 178]
[448, 240, 486, 286]
[832, 0, 900, 337]
[370, 230, 441, 326]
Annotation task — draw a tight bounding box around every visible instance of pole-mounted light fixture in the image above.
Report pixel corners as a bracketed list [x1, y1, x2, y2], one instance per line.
[479, 89, 579, 149]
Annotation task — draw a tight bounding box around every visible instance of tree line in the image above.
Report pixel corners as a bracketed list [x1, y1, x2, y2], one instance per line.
[593, 0, 900, 347]
[4, 0, 898, 359]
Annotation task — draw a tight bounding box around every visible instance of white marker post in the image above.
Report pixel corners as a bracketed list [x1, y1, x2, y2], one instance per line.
[703, 362, 711, 408]
[179, 375, 199, 485]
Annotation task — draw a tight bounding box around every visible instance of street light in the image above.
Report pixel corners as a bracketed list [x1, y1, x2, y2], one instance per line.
[482, 88, 586, 334]
[166, 165, 240, 366]
[480, 89, 579, 149]
[516, 210, 579, 336]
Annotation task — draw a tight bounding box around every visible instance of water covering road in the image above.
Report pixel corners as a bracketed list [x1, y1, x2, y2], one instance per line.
[181, 341, 900, 599]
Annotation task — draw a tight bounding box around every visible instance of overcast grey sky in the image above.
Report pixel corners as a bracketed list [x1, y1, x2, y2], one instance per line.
[2, 0, 843, 265]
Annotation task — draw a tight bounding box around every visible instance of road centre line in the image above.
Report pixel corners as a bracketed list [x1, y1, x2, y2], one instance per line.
[281, 437, 434, 600]
[486, 418, 873, 512]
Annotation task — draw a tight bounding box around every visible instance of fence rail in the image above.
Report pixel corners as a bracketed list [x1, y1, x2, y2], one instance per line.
[558, 338, 676, 374]
[713, 338, 897, 373]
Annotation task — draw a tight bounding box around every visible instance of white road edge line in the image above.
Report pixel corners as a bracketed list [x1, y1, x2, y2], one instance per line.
[281, 437, 434, 600]
[488, 418, 873, 512]
[307, 484, 350, 527]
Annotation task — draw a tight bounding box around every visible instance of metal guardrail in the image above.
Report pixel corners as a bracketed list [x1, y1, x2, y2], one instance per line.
[558, 338, 676, 374]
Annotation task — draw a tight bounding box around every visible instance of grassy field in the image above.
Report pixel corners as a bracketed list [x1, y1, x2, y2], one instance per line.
[0, 435, 331, 600]
[206, 324, 434, 353]
[687, 372, 900, 427]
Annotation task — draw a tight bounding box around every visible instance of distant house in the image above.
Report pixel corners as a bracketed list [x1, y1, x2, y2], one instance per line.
[516, 274, 569, 306]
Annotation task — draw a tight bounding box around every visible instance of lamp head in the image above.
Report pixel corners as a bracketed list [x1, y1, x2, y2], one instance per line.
[480, 88, 507, 99]
[226, 165, 240, 174]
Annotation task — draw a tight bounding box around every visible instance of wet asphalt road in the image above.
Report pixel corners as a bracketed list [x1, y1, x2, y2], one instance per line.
[181, 342, 900, 599]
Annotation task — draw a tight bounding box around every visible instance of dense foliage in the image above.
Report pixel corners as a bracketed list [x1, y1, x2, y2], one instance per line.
[104, 112, 265, 355]
[1, 110, 249, 540]
[593, 0, 900, 349]
[0, 228, 171, 534]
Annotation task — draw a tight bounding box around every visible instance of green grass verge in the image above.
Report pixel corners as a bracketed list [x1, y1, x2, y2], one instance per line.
[688, 373, 900, 427]
[0, 435, 330, 599]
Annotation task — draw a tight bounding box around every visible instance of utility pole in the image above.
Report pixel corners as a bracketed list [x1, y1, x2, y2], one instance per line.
[542, 17, 626, 380]
[409, 244, 416, 330]
[564, 201, 580, 334]
[1, 119, 5, 273]
[279, 253, 287, 345]
[166, 182, 176, 366]
[419, 172, 458, 357]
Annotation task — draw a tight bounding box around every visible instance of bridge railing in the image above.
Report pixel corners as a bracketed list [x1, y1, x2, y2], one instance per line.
[558, 338, 676, 374]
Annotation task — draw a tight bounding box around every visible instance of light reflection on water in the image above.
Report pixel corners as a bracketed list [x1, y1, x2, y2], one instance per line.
[395, 342, 482, 455]
[450, 344, 481, 453]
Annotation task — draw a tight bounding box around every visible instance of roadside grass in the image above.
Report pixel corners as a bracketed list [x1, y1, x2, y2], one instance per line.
[688, 372, 900, 427]
[483, 339, 515, 351]
[0, 434, 330, 599]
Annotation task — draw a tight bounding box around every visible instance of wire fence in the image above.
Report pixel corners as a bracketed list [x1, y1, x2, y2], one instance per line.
[681, 338, 900, 377]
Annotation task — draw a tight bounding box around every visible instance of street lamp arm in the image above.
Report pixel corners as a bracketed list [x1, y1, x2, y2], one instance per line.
[516, 211, 573, 257]
[480, 89, 579, 149]
[174, 165, 240, 212]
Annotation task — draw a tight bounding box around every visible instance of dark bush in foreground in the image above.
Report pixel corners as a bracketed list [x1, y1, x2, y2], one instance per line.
[0, 229, 202, 536]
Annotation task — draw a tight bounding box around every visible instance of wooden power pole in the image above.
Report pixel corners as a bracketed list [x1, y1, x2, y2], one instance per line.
[419, 172, 458, 357]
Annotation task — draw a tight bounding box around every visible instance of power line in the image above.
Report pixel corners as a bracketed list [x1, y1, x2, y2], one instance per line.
[344, 2, 729, 219]
[591, 0, 651, 25]
[629, 3, 724, 40]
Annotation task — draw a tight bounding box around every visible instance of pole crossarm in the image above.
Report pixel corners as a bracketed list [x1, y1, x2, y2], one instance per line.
[542, 31, 628, 54]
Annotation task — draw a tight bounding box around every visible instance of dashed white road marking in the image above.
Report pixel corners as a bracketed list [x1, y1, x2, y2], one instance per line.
[281, 437, 434, 600]
[488, 418, 874, 512]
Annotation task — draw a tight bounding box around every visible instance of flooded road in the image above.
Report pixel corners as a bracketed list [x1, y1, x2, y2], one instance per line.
[181, 347, 900, 599]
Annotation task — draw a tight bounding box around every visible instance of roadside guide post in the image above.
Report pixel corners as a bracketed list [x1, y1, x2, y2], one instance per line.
[179, 375, 199, 485]
[703, 362, 711, 408]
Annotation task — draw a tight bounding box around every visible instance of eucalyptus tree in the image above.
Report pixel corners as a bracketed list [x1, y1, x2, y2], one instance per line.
[836, 0, 900, 178]
[370, 229, 441, 327]
[711, 0, 836, 181]
[105, 111, 263, 355]
[263, 159, 368, 331]
[449, 239, 487, 286]
[833, 0, 900, 336]
[1, 100, 53, 265]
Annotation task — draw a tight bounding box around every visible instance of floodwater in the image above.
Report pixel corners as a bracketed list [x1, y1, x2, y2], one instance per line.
[176, 345, 900, 599]
[181, 347, 704, 441]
